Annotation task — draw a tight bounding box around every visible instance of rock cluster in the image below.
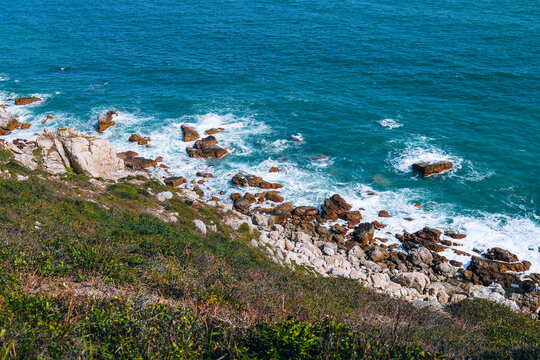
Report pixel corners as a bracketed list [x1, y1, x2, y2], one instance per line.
[232, 173, 283, 189]
[187, 136, 228, 158]
[0, 108, 20, 134]
[129, 134, 151, 146]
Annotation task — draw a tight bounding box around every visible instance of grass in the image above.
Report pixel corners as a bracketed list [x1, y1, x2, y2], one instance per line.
[0, 156, 538, 359]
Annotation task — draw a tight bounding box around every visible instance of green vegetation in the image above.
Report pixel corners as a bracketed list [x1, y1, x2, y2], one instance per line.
[0, 156, 538, 359]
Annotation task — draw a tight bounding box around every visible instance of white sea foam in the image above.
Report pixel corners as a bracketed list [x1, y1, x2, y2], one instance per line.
[0, 73, 9, 82]
[387, 137, 462, 176]
[378, 118, 403, 129]
[1, 101, 537, 273]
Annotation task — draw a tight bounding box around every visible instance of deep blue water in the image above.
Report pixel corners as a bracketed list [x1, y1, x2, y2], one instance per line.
[1, 0, 539, 266]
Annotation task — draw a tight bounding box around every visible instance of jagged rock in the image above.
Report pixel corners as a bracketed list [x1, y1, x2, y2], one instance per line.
[232, 172, 283, 189]
[251, 213, 268, 227]
[412, 161, 453, 177]
[483, 247, 519, 263]
[392, 272, 431, 293]
[0, 107, 19, 130]
[164, 176, 185, 187]
[398, 228, 446, 252]
[97, 110, 118, 132]
[352, 222, 375, 245]
[14, 97, 41, 105]
[464, 256, 531, 287]
[187, 136, 228, 158]
[444, 230, 466, 239]
[340, 210, 362, 224]
[265, 192, 284, 203]
[321, 194, 351, 219]
[270, 166, 280, 173]
[181, 124, 200, 142]
[408, 247, 433, 265]
[129, 134, 150, 145]
[292, 206, 319, 217]
[204, 127, 224, 135]
[20, 123, 31, 129]
[330, 224, 348, 235]
[378, 210, 391, 217]
[36, 128, 130, 179]
[234, 197, 252, 214]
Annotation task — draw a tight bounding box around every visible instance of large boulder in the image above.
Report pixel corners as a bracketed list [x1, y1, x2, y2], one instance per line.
[398, 228, 447, 253]
[483, 247, 519, 263]
[14, 97, 41, 106]
[320, 194, 351, 220]
[392, 272, 431, 293]
[181, 124, 200, 142]
[232, 172, 283, 189]
[412, 161, 453, 177]
[464, 256, 531, 287]
[408, 247, 433, 265]
[352, 222, 375, 245]
[97, 110, 118, 133]
[292, 206, 319, 217]
[0, 107, 20, 131]
[36, 128, 131, 180]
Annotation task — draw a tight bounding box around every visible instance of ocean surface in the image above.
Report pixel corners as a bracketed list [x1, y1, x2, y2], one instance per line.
[1, 0, 539, 270]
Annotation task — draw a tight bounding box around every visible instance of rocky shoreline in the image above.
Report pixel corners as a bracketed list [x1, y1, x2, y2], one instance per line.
[1, 104, 539, 317]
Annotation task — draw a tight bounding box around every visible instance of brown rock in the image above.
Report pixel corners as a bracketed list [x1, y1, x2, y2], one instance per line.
[20, 123, 31, 130]
[483, 247, 519, 263]
[164, 176, 186, 187]
[181, 124, 200, 142]
[234, 197, 252, 214]
[196, 172, 214, 178]
[117, 151, 138, 160]
[372, 221, 386, 230]
[321, 194, 351, 220]
[14, 97, 41, 106]
[467, 256, 531, 287]
[352, 222, 375, 245]
[187, 136, 228, 158]
[266, 192, 284, 203]
[129, 134, 151, 145]
[340, 210, 362, 224]
[378, 210, 391, 217]
[230, 193, 242, 201]
[292, 206, 319, 217]
[124, 156, 157, 170]
[204, 127, 224, 135]
[331, 224, 348, 235]
[412, 161, 453, 177]
[444, 230, 467, 239]
[232, 173, 283, 189]
[97, 110, 118, 133]
[155, 156, 163, 162]
[399, 228, 447, 253]
[270, 166, 280, 173]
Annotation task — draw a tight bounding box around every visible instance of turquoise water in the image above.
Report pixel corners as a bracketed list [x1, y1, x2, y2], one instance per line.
[1, 0, 539, 267]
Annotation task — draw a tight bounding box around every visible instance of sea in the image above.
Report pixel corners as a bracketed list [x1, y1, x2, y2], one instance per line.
[1, 0, 539, 270]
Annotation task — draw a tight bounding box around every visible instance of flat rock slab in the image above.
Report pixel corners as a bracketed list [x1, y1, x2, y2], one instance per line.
[412, 161, 453, 176]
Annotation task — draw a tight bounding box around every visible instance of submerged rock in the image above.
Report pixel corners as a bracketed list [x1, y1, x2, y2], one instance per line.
[412, 161, 453, 177]
[97, 110, 118, 133]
